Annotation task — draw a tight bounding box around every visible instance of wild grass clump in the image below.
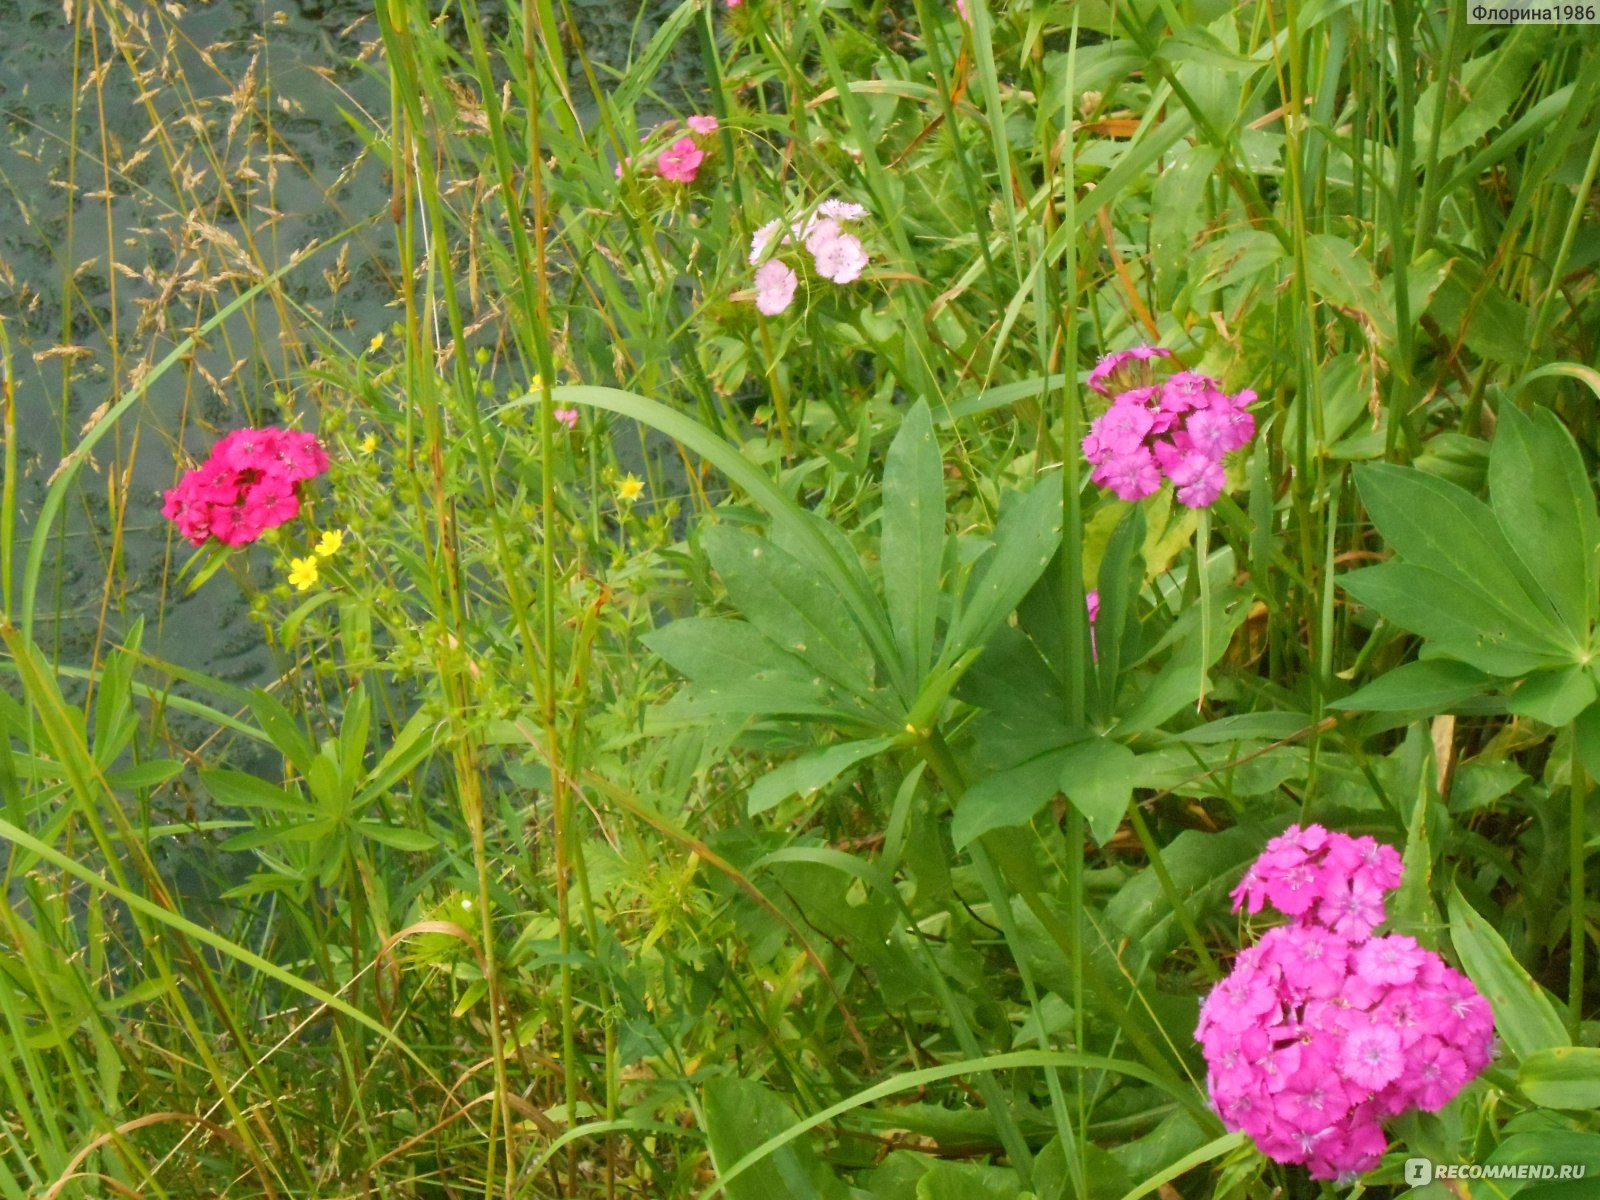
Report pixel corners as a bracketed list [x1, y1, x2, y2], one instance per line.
[2, 1, 1599, 1197]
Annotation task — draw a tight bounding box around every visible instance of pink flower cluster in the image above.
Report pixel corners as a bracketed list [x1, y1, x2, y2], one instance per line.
[616, 116, 719, 184]
[1080, 347, 1256, 508]
[748, 199, 869, 315]
[161, 426, 329, 547]
[1197, 825, 1495, 1181]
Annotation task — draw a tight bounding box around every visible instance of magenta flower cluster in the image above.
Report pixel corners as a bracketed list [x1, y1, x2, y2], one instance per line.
[1197, 825, 1495, 1181]
[161, 426, 329, 547]
[1080, 347, 1256, 508]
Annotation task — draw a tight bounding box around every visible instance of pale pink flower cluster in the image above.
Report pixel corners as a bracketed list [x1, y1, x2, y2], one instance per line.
[747, 200, 869, 315]
[1197, 825, 1495, 1181]
[1081, 347, 1256, 508]
[161, 427, 329, 547]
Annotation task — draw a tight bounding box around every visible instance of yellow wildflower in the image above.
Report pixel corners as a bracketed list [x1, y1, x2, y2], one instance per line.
[617, 474, 645, 504]
[367, 331, 385, 354]
[314, 529, 344, 558]
[359, 432, 378, 454]
[288, 556, 319, 592]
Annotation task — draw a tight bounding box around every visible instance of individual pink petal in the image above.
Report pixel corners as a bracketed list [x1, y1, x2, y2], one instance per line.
[753, 260, 798, 315]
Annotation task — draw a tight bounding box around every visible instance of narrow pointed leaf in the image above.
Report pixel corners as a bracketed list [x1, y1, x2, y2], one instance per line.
[1448, 887, 1568, 1061]
[748, 737, 897, 815]
[1057, 736, 1139, 846]
[946, 479, 1063, 662]
[1331, 659, 1493, 712]
[706, 526, 879, 704]
[881, 400, 945, 689]
[1488, 404, 1600, 645]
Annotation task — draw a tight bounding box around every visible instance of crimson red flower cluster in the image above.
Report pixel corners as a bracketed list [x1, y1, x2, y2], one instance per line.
[161, 427, 329, 547]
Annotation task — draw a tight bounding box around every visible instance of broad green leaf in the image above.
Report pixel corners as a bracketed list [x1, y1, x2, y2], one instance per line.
[1305, 233, 1393, 346]
[1339, 563, 1569, 677]
[915, 1160, 1022, 1199]
[1353, 463, 1567, 650]
[246, 688, 316, 777]
[705, 526, 879, 706]
[1574, 699, 1600, 786]
[1092, 506, 1146, 721]
[881, 400, 945, 689]
[1151, 143, 1219, 307]
[645, 617, 814, 685]
[1448, 887, 1568, 1061]
[1058, 736, 1139, 846]
[1331, 659, 1493, 713]
[307, 754, 345, 814]
[1482, 1131, 1600, 1199]
[946, 479, 1063, 664]
[704, 1077, 849, 1200]
[1508, 666, 1597, 727]
[105, 759, 186, 791]
[354, 821, 438, 852]
[952, 745, 1075, 848]
[1414, 24, 1555, 158]
[200, 769, 319, 817]
[1107, 825, 1269, 959]
[339, 684, 371, 792]
[1489, 404, 1600, 646]
[1518, 1047, 1600, 1110]
[659, 679, 862, 723]
[353, 707, 441, 809]
[1112, 585, 1250, 735]
[748, 737, 897, 815]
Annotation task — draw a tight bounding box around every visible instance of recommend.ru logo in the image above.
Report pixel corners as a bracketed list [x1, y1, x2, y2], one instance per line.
[1404, 1158, 1589, 1185]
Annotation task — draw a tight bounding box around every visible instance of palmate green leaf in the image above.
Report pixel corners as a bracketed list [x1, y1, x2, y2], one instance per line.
[704, 1077, 849, 1200]
[1489, 404, 1600, 647]
[747, 736, 898, 815]
[1352, 463, 1570, 653]
[1330, 658, 1494, 713]
[1518, 1047, 1600, 1111]
[1448, 887, 1569, 1061]
[880, 400, 945, 689]
[704, 526, 882, 709]
[1339, 562, 1570, 677]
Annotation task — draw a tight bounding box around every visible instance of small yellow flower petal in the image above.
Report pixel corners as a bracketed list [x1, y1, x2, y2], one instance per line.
[367, 331, 385, 353]
[314, 529, 344, 558]
[288, 556, 320, 592]
[360, 432, 378, 454]
[617, 474, 645, 504]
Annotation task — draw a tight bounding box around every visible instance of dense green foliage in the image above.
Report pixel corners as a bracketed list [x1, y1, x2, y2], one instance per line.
[2, 0, 1599, 1196]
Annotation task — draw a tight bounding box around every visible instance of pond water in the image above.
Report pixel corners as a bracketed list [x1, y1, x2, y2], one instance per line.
[1, 0, 701, 692]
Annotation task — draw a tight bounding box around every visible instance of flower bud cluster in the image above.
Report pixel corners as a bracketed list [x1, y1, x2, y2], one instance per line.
[1197, 825, 1495, 1181]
